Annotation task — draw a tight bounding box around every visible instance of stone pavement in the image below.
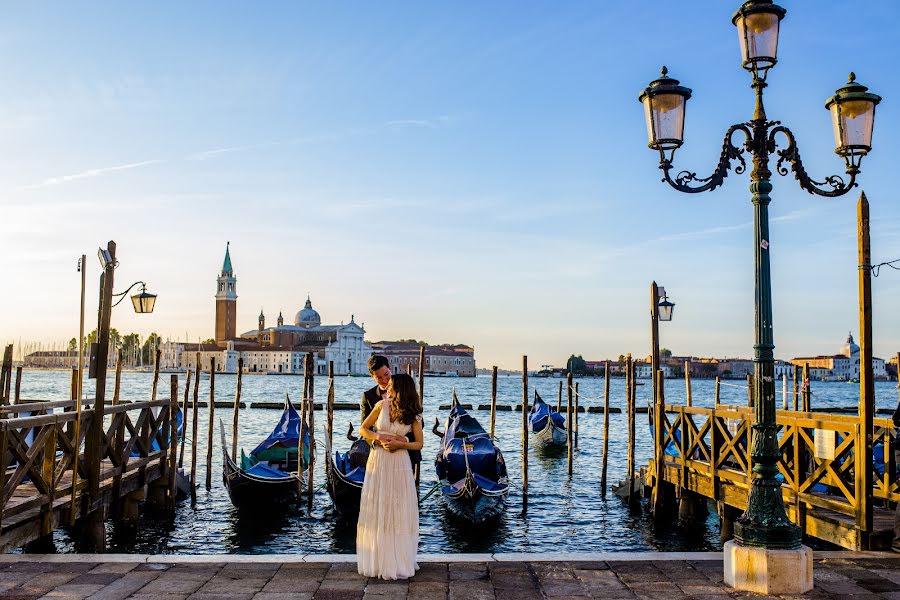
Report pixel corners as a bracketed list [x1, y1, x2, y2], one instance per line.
[0, 552, 897, 600]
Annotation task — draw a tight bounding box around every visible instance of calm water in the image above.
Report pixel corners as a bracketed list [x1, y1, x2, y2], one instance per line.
[14, 370, 898, 554]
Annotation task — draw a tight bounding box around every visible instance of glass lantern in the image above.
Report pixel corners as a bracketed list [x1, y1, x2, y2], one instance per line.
[825, 73, 881, 166]
[639, 67, 692, 153]
[732, 0, 787, 76]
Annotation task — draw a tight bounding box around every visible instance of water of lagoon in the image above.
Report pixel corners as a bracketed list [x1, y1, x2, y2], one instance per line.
[14, 370, 898, 554]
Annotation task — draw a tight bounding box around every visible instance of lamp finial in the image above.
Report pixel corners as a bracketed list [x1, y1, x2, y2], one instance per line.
[848, 72, 856, 83]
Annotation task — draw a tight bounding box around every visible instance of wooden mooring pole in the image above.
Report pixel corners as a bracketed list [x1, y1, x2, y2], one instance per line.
[600, 361, 610, 497]
[307, 352, 315, 512]
[489, 366, 498, 439]
[793, 364, 800, 411]
[746, 373, 754, 407]
[190, 352, 200, 505]
[83, 240, 116, 551]
[684, 361, 692, 407]
[566, 372, 573, 477]
[520, 355, 529, 516]
[802, 363, 811, 411]
[574, 382, 579, 449]
[299, 356, 309, 497]
[206, 357, 215, 490]
[13, 367, 21, 404]
[327, 361, 335, 440]
[231, 358, 243, 462]
[856, 191, 874, 546]
[168, 375, 178, 510]
[714, 376, 720, 407]
[179, 368, 191, 468]
[625, 353, 636, 506]
[556, 380, 562, 413]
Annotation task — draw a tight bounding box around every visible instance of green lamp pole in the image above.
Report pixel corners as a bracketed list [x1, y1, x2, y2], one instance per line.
[638, 0, 881, 549]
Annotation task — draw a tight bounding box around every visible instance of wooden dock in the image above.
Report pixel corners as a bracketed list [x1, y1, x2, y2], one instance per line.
[0, 393, 178, 552]
[640, 402, 898, 550]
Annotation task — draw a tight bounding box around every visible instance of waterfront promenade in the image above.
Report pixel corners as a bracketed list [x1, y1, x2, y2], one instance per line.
[0, 552, 897, 599]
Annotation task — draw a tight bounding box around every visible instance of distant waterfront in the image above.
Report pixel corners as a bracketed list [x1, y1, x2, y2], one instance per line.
[13, 369, 898, 555]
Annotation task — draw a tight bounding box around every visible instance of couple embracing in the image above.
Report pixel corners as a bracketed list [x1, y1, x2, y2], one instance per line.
[355, 355, 424, 580]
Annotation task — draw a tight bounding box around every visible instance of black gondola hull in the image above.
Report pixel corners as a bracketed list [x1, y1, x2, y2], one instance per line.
[325, 459, 363, 519]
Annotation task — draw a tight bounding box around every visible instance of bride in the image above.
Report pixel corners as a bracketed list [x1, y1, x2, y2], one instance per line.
[356, 373, 423, 579]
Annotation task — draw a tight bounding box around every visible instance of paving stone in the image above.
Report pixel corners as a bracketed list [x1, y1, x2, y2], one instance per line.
[127, 595, 188, 600]
[253, 593, 315, 600]
[82, 571, 159, 600]
[364, 581, 408, 595]
[18, 572, 80, 595]
[317, 579, 367, 591]
[39, 583, 106, 598]
[85, 564, 138, 575]
[136, 574, 207, 594]
[66, 574, 123, 587]
[411, 563, 448, 582]
[495, 589, 545, 600]
[312, 589, 363, 600]
[448, 579, 494, 600]
[262, 577, 320, 593]
[188, 595, 256, 600]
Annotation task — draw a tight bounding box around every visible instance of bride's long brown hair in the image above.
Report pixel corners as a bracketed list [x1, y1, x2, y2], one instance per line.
[388, 374, 422, 425]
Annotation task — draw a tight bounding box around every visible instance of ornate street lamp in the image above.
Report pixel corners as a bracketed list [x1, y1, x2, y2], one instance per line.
[638, 0, 880, 592]
[113, 281, 157, 314]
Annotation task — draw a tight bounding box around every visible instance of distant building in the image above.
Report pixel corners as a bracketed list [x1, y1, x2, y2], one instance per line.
[371, 341, 476, 377]
[162, 243, 372, 375]
[790, 333, 887, 381]
[718, 359, 754, 379]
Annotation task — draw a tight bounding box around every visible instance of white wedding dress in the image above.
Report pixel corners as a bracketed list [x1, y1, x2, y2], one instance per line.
[356, 401, 420, 579]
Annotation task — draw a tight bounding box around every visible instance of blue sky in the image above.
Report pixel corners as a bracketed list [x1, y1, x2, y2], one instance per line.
[2, 1, 899, 370]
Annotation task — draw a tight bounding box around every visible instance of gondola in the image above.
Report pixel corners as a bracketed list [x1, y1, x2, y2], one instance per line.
[434, 390, 509, 523]
[324, 421, 369, 519]
[219, 393, 309, 508]
[529, 390, 567, 446]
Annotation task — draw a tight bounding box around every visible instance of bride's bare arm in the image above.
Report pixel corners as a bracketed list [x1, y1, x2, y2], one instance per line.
[358, 401, 402, 445]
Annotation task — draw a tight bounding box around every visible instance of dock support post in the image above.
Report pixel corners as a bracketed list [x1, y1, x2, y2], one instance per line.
[190, 352, 200, 506]
[719, 502, 741, 543]
[167, 374, 178, 511]
[856, 191, 874, 548]
[307, 352, 316, 512]
[83, 240, 115, 552]
[231, 359, 243, 462]
[489, 366, 498, 439]
[566, 373, 573, 478]
[626, 354, 636, 507]
[179, 369, 191, 468]
[205, 357, 215, 490]
[574, 381, 579, 449]
[600, 361, 610, 497]
[520, 355, 528, 517]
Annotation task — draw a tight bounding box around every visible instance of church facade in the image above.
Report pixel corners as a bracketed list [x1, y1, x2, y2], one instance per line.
[161, 243, 372, 375]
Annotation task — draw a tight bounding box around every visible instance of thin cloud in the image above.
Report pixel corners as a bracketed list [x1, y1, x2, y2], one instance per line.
[186, 116, 457, 161]
[16, 159, 163, 191]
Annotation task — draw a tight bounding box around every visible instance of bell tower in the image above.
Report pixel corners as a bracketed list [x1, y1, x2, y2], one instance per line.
[215, 242, 238, 345]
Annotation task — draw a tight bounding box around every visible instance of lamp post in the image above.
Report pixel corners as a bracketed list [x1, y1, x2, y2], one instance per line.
[650, 282, 674, 516]
[639, 0, 880, 592]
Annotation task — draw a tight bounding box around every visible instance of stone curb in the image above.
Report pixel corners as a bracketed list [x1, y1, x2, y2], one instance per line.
[0, 550, 896, 563]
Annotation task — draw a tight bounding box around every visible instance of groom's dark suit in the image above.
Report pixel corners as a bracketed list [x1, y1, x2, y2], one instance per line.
[362, 386, 422, 469]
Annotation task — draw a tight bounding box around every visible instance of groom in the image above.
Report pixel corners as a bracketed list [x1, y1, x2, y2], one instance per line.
[362, 355, 422, 472]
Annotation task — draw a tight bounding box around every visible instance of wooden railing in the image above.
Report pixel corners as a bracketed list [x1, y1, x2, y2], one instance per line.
[0, 395, 178, 549]
[656, 403, 897, 545]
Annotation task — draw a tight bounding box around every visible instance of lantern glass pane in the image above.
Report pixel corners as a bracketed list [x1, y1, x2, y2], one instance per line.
[647, 93, 685, 148]
[737, 12, 780, 67]
[831, 100, 875, 150]
[658, 301, 674, 322]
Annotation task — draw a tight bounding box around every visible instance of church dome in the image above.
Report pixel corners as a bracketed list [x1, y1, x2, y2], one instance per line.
[294, 296, 321, 327]
[841, 332, 860, 357]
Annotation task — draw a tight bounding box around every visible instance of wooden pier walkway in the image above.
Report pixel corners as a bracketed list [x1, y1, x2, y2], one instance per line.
[641, 402, 898, 550]
[0, 390, 179, 553]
